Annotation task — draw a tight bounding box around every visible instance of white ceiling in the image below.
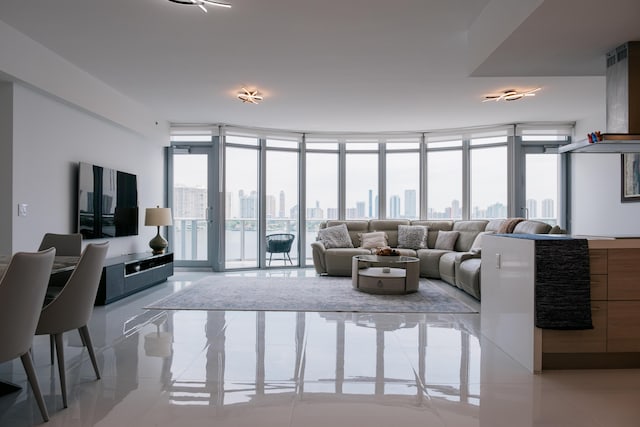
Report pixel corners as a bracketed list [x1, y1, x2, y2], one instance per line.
[0, 0, 638, 133]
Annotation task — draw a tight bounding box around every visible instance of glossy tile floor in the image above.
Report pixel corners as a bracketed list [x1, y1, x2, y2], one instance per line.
[2, 269, 640, 427]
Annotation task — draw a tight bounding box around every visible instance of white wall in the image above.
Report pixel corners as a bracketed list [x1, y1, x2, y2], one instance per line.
[0, 83, 12, 255]
[11, 83, 165, 256]
[569, 153, 640, 236]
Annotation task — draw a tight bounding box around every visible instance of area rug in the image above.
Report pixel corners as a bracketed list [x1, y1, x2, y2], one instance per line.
[144, 275, 477, 314]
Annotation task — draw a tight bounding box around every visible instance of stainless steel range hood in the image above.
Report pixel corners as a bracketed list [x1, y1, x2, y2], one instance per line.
[560, 41, 640, 153]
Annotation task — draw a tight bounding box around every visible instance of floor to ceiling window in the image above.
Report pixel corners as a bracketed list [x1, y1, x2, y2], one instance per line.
[470, 134, 508, 219]
[345, 141, 378, 219]
[426, 136, 463, 219]
[265, 138, 299, 266]
[386, 139, 421, 219]
[305, 139, 339, 263]
[225, 136, 259, 269]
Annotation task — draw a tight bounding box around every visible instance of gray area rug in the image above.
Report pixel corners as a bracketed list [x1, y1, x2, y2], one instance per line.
[145, 275, 477, 313]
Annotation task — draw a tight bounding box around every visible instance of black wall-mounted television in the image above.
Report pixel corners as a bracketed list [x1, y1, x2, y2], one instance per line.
[77, 162, 139, 239]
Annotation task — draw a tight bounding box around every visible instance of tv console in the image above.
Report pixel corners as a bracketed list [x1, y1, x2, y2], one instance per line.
[96, 252, 174, 305]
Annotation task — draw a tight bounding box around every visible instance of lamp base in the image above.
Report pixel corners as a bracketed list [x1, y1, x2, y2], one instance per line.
[149, 229, 168, 255]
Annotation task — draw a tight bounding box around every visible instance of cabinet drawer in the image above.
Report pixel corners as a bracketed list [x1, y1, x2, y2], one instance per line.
[542, 302, 607, 353]
[608, 249, 640, 299]
[608, 301, 640, 352]
[590, 274, 608, 300]
[589, 249, 608, 275]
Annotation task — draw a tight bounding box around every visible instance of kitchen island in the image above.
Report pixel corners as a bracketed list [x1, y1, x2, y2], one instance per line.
[481, 234, 640, 373]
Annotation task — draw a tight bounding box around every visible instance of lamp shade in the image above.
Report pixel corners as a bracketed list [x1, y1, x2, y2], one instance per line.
[145, 207, 173, 226]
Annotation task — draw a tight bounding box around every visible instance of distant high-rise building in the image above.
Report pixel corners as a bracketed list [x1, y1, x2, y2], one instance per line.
[239, 190, 257, 218]
[374, 195, 379, 218]
[368, 190, 373, 218]
[327, 208, 338, 219]
[451, 199, 461, 218]
[266, 195, 276, 218]
[174, 186, 207, 219]
[356, 201, 366, 218]
[279, 190, 285, 218]
[389, 195, 401, 218]
[289, 204, 298, 219]
[225, 191, 233, 218]
[346, 207, 358, 219]
[526, 199, 537, 219]
[404, 189, 417, 218]
[541, 198, 554, 218]
[486, 202, 507, 219]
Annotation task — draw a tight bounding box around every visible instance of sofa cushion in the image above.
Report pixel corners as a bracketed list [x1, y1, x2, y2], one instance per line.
[435, 231, 459, 250]
[358, 231, 388, 249]
[497, 217, 524, 233]
[318, 224, 354, 249]
[324, 220, 369, 247]
[512, 220, 552, 234]
[397, 225, 428, 250]
[411, 220, 453, 248]
[369, 219, 410, 247]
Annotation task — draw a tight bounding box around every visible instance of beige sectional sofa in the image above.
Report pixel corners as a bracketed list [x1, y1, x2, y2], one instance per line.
[311, 218, 555, 300]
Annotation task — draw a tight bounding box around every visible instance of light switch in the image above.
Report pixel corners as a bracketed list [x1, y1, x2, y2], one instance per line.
[495, 253, 501, 269]
[18, 203, 28, 217]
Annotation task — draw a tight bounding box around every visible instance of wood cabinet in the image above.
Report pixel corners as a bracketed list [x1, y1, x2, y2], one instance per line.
[482, 235, 640, 373]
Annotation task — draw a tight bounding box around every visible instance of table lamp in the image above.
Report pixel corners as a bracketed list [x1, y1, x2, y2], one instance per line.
[145, 206, 173, 255]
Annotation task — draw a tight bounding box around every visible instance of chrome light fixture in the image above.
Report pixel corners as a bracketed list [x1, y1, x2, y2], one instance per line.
[483, 87, 541, 102]
[237, 87, 263, 104]
[168, 0, 231, 13]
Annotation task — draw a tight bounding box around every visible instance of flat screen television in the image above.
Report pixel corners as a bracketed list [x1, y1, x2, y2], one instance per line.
[77, 162, 139, 239]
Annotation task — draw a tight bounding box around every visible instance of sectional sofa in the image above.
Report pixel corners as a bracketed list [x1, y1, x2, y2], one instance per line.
[311, 218, 556, 300]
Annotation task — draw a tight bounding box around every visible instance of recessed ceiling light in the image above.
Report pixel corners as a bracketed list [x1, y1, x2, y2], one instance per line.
[168, 0, 231, 13]
[237, 87, 263, 104]
[483, 87, 541, 102]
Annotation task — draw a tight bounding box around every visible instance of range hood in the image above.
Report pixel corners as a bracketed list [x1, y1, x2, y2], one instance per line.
[560, 41, 640, 153]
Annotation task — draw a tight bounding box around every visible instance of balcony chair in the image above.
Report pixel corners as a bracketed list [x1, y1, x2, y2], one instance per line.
[0, 248, 56, 422]
[266, 233, 295, 266]
[35, 242, 109, 409]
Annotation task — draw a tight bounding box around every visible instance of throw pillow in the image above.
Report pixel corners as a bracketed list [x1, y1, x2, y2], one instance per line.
[317, 224, 354, 249]
[358, 231, 388, 249]
[469, 231, 494, 253]
[434, 230, 459, 251]
[397, 225, 428, 250]
[497, 218, 524, 234]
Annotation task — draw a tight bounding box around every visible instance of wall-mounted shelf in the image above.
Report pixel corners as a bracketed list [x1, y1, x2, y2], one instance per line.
[559, 134, 640, 153]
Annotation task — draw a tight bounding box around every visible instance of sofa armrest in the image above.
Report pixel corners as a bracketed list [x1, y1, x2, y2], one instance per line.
[310, 241, 327, 274]
[454, 251, 481, 267]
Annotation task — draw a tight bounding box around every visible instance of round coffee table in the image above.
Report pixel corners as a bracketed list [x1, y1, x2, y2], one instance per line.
[352, 255, 420, 294]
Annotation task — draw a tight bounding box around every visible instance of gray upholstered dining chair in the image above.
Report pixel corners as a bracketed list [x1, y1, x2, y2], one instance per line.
[38, 233, 82, 256]
[0, 247, 56, 422]
[35, 242, 109, 409]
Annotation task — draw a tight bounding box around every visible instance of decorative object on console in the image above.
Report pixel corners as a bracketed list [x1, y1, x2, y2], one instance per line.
[145, 206, 173, 255]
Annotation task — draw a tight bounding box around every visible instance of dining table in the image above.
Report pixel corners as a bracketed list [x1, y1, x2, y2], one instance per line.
[0, 254, 80, 397]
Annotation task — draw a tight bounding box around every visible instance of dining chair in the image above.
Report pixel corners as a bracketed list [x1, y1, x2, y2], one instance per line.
[0, 248, 56, 422]
[38, 233, 82, 256]
[35, 242, 109, 409]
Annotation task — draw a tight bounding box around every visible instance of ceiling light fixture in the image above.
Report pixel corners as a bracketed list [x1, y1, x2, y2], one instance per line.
[237, 87, 263, 104]
[168, 0, 231, 13]
[483, 87, 541, 102]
